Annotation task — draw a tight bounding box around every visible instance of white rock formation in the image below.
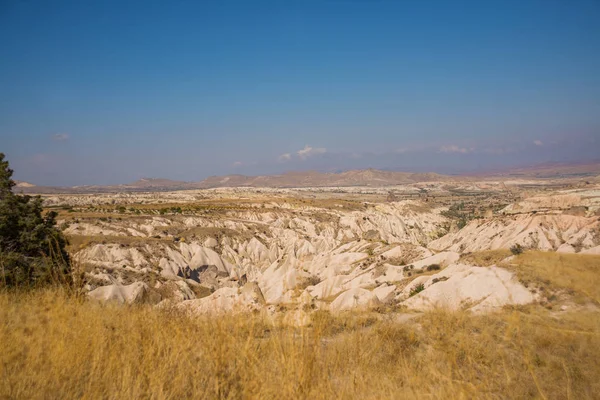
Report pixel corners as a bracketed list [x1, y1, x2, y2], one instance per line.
[402, 264, 535, 312]
[329, 288, 381, 312]
[179, 282, 265, 314]
[66, 185, 600, 315]
[88, 282, 150, 304]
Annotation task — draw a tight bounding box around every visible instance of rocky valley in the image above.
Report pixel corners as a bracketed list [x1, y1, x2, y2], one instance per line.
[37, 177, 599, 322]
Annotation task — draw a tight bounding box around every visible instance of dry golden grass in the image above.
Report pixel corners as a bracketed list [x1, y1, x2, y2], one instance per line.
[502, 251, 600, 304]
[460, 249, 512, 266]
[2, 289, 600, 399]
[66, 234, 170, 252]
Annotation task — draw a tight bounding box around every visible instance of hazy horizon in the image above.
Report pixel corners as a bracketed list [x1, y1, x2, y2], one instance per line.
[11, 158, 600, 188]
[2, 1, 599, 186]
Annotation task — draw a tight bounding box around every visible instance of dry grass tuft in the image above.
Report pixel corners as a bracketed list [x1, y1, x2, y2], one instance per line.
[2, 288, 600, 399]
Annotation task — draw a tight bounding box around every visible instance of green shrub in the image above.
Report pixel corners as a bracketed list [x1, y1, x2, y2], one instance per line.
[409, 283, 425, 297]
[510, 244, 524, 255]
[0, 153, 71, 287]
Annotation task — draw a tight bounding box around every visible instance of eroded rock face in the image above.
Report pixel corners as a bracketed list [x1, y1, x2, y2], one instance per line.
[428, 214, 599, 253]
[66, 184, 600, 315]
[88, 282, 158, 304]
[330, 288, 381, 312]
[401, 264, 535, 313]
[179, 282, 266, 315]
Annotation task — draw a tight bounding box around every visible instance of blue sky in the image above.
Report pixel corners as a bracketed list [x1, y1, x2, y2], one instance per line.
[1, 0, 599, 185]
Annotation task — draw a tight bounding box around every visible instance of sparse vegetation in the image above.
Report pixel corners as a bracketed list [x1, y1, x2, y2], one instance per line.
[409, 283, 425, 296]
[426, 263, 441, 271]
[441, 201, 474, 229]
[510, 243, 524, 255]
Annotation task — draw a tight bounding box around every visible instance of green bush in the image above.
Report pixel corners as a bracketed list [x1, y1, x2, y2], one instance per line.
[510, 243, 524, 256]
[409, 283, 425, 297]
[0, 153, 71, 287]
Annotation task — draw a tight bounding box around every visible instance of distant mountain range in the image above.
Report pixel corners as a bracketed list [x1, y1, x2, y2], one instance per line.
[198, 169, 451, 188]
[476, 161, 600, 179]
[13, 162, 600, 194]
[14, 169, 454, 194]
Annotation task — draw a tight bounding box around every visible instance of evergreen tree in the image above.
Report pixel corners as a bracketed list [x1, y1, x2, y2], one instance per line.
[0, 153, 71, 286]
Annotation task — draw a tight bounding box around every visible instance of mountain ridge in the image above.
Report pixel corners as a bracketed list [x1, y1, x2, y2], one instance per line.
[13, 162, 600, 194]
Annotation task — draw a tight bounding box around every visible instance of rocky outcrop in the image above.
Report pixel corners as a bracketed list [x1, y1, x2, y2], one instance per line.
[429, 214, 599, 253]
[87, 282, 157, 304]
[401, 264, 535, 312]
[179, 282, 265, 314]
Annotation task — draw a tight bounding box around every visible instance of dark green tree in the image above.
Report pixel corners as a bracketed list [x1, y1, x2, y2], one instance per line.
[0, 153, 71, 287]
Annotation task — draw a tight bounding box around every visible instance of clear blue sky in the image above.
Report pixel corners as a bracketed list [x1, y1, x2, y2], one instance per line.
[1, 0, 599, 185]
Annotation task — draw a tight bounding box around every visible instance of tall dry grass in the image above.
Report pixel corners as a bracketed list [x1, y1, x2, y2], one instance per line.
[2, 288, 600, 399]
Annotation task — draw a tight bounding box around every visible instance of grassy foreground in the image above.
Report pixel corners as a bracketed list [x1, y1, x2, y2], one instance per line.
[1, 288, 600, 399]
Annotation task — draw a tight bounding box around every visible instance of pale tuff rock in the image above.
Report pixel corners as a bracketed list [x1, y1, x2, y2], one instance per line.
[429, 214, 599, 253]
[76, 244, 148, 268]
[88, 282, 152, 304]
[402, 264, 535, 312]
[557, 244, 576, 253]
[258, 257, 301, 304]
[178, 243, 232, 273]
[373, 284, 397, 303]
[581, 245, 600, 255]
[501, 194, 584, 214]
[179, 282, 265, 314]
[159, 243, 234, 280]
[329, 288, 381, 312]
[65, 223, 126, 237]
[306, 275, 348, 300]
[501, 193, 600, 216]
[203, 237, 218, 248]
[375, 265, 406, 284]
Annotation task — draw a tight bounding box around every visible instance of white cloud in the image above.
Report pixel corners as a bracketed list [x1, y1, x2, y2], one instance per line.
[439, 145, 473, 154]
[278, 153, 292, 162]
[52, 133, 69, 141]
[297, 145, 326, 160]
[533, 140, 543, 146]
[232, 161, 243, 167]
